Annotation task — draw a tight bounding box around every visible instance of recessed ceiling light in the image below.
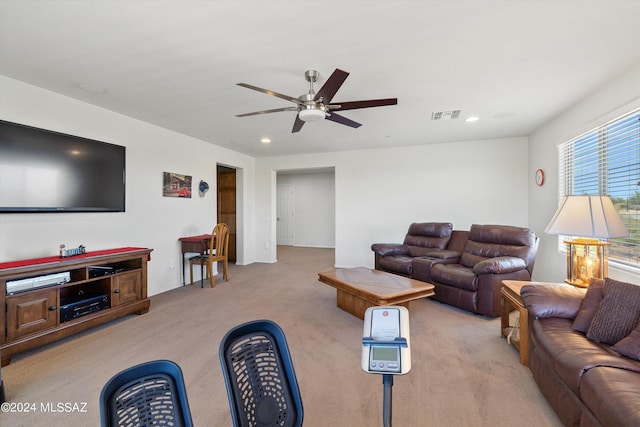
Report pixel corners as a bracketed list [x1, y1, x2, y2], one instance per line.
[465, 116, 479, 122]
[260, 138, 271, 144]
[78, 83, 108, 94]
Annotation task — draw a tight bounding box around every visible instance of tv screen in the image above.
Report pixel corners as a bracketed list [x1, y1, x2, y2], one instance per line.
[0, 120, 126, 212]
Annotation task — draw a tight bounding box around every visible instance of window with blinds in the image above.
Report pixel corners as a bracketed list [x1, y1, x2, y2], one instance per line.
[557, 108, 640, 270]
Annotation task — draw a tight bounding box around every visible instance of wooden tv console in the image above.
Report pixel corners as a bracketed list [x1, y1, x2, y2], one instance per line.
[0, 247, 152, 366]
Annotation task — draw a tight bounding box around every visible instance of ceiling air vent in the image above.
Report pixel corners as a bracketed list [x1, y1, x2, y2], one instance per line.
[431, 110, 461, 121]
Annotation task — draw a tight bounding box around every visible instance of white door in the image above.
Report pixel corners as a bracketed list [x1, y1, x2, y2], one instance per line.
[277, 184, 295, 245]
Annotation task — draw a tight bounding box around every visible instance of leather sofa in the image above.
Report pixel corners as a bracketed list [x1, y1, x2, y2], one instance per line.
[372, 223, 538, 317]
[521, 281, 640, 426]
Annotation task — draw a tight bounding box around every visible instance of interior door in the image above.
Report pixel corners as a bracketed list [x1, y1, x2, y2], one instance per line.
[217, 165, 236, 262]
[277, 184, 295, 246]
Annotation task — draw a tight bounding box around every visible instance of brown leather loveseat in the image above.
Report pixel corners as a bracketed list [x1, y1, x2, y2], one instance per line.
[372, 223, 538, 317]
[521, 279, 640, 426]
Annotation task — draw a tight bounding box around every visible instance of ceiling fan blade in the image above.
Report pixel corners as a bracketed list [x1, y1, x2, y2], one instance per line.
[236, 106, 298, 117]
[314, 69, 349, 103]
[237, 83, 303, 105]
[292, 115, 305, 133]
[325, 112, 362, 128]
[328, 98, 397, 111]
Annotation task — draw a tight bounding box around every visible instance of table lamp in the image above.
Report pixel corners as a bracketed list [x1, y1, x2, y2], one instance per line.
[545, 195, 628, 287]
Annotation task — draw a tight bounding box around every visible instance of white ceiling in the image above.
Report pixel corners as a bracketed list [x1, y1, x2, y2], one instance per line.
[1, 0, 639, 157]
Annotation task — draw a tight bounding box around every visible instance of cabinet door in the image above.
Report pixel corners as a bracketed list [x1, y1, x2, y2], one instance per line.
[7, 288, 58, 340]
[112, 271, 141, 306]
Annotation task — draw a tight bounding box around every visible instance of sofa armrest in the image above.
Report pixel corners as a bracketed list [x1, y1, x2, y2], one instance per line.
[371, 243, 409, 257]
[424, 249, 460, 260]
[472, 256, 526, 274]
[521, 284, 586, 319]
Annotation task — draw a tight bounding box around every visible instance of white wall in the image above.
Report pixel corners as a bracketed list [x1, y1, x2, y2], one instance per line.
[529, 64, 640, 283]
[276, 170, 335, 248]
[255, 137, 530, 267]
[0, 76, 256, 296]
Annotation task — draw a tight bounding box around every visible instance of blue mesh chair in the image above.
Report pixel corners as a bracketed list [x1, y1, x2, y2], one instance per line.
[219, 320, 303, 427]
[100, 359, 194, 427]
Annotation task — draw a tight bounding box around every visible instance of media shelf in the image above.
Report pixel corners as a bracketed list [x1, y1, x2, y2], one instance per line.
[0, 247, 152, 366]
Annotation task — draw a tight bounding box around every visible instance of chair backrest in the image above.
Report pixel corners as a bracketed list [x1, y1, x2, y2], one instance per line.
[209, 223, 230, 257]
[100, 360, 193, 427]
[219, 320, 303, 427]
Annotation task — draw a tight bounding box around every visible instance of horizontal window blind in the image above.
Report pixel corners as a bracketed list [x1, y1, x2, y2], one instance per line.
[558, 108, 640, 269]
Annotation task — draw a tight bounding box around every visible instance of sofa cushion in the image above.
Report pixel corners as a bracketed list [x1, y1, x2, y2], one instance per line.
[587, 278, 640, 345]
[430, 263, 477, 291]
[521, 283, 585, 319]
[612, 323, 640, 361]
[572, 278, 604, 333]
[532, 318, 635, 394]
[411, 255, 459, 283]
[580, 366, 640, 426]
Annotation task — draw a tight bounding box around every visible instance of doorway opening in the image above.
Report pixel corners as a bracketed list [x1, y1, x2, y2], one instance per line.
[275, 168, 335, 261]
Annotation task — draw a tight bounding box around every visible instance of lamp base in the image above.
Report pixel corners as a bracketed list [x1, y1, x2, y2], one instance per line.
[564, 239, 608, 288]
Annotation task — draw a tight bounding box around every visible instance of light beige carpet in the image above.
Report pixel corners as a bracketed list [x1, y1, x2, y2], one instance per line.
[1, 246, 561, 426]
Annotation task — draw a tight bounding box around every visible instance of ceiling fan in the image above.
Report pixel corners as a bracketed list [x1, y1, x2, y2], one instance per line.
[236, 69, 397, 133]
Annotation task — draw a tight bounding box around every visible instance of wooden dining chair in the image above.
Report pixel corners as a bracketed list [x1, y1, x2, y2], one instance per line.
[189, 223, 230, 287]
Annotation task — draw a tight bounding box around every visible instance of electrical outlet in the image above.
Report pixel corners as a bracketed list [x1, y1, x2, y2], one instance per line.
[169, 258, 175, 271]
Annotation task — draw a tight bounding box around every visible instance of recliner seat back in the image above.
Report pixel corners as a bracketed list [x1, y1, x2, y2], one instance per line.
[460, 224, 537, 274]
[402, 222, 453, 256]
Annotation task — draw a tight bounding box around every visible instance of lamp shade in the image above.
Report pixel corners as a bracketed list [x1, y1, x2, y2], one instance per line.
[545, 195, 628, 238]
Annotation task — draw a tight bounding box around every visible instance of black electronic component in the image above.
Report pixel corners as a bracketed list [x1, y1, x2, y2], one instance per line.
[60, 293, 110, 322]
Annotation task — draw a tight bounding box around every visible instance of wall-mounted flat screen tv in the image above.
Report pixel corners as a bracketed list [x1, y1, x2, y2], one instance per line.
[0, 120, 126, 212]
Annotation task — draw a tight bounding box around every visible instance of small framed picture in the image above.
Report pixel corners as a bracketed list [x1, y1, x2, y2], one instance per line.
[163, 172, 192, 198]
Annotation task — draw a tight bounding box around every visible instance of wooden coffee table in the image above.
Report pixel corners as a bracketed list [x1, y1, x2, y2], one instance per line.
[317, 267, 435, 319]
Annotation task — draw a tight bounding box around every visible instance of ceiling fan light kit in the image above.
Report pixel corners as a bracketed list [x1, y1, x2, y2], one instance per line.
[236, 68, 397, 133]
[298, 108, 325, 122]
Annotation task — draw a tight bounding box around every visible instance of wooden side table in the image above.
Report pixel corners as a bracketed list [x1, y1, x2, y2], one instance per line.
[500, 280, 531, 366]
[178, 234, 212, 286]
[501, 280, 573, 366]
